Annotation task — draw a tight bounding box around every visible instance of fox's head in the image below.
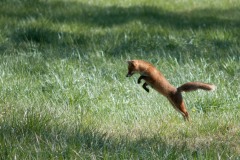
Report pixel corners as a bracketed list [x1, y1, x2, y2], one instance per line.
[126, 60, 138, 77]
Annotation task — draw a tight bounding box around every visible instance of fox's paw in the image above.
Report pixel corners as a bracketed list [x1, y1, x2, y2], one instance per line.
[144, 88, 149, 92]
[142, 82, 149, 92]
[137, 79, 142, 84]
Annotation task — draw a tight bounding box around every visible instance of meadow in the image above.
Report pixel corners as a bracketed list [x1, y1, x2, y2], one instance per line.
[0, 0, 239, 159]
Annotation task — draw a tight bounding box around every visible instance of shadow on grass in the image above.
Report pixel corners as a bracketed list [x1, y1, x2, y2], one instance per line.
[2, 1, 240, 29]
[0, 118, 180, 159]
[1, 1, 240, 58]
[1, 114, 236, 159]
[0, 107, 187, 158]
[56, 5, 240, 30]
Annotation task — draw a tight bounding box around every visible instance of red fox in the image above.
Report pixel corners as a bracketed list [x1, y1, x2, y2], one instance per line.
[126, 60, 216, 121]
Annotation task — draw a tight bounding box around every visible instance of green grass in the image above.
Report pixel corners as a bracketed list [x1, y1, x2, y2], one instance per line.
[0, 0, 240, 159]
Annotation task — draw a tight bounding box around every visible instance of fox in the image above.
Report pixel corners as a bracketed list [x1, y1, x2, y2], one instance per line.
[126, 60, 216, 121]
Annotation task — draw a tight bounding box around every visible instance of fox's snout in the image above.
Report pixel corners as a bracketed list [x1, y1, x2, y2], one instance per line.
[126, 60, 136, 77]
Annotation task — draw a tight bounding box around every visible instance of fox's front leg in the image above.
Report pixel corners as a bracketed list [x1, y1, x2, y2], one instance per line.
[138, 75, 151, 92]
[142, 82, 150, 92]
[137, 75, 147, 84]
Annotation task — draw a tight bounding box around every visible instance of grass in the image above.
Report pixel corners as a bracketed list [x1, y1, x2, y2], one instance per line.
[0, 0, 240, 159]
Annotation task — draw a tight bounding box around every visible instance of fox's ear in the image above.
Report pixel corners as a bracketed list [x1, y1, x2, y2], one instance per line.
[127, 60, 134, 66]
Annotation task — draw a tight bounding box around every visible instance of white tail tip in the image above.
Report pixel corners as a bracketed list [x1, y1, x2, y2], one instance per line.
[210, 85, 216, 91]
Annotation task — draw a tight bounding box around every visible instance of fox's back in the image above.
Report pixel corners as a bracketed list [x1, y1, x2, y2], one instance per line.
[135, 60, 176, 95]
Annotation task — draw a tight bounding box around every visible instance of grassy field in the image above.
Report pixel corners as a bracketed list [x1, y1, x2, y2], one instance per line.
[0, 0, 240, 159]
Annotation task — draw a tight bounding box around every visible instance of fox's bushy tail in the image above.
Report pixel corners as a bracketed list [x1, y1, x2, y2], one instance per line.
[177, 82, 216, 92]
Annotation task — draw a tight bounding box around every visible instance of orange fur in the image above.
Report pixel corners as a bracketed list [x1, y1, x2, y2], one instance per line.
[126, 60, 216, 121]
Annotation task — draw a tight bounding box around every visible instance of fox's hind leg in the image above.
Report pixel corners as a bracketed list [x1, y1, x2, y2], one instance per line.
[167, 92, 189, 121]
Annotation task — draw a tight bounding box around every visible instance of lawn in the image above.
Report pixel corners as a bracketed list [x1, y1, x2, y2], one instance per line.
[0, 0, 239, 159]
